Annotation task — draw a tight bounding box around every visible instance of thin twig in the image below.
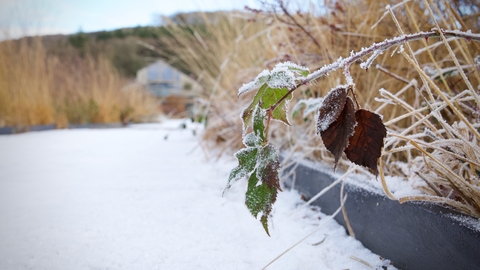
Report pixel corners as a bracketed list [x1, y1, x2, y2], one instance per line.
[276, 0, 323, 51]
[262, 195, 348, 269]
[375, 64, 411, 84]
[340, 177, 355, 238]
[267, 29, 480, 115]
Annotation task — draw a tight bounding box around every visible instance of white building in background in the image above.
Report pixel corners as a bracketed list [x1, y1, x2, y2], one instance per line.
[136, 59, 202, 98]
[136, 59, 203, 116]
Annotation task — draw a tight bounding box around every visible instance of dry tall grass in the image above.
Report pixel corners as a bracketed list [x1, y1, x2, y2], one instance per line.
[159, 1, 480, 216]
[156, 11, 277, 154]
[0, 37, 159, 128]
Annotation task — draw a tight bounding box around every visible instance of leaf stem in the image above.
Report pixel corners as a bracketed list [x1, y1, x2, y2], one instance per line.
[264, 108, 273, 144]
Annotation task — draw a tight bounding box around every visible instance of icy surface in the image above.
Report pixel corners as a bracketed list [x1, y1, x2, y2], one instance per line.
[0, 119, 395, 269]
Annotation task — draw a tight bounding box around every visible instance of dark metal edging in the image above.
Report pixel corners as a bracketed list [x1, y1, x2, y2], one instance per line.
[283, 160, 480, 270]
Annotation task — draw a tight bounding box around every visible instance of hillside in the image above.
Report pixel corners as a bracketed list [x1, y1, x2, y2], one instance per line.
[30, 11, 220, 79]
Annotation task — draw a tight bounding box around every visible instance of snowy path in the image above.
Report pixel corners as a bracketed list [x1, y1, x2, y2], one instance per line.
[0, 120, 394, 269]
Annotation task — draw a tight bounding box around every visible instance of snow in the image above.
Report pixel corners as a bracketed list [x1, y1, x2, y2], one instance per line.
[0, 119, 395, 269]
[444, 214, 480, 231]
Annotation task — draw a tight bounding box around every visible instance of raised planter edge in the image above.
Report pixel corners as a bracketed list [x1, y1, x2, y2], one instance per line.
[282, 158, 480, 270]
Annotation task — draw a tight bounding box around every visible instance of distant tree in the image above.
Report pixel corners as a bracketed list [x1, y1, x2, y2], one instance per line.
[113, 29, 126, 39]
[96, 31, 113, 41]
[132, 26, 157, 38]
[68, 30, 89, 49]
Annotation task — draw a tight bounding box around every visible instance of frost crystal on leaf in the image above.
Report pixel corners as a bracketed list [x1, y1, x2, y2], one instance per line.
[224, 147, 258, 193]
[317, 85, 349, 133]
[274, 61, 310, 76]
[267, 67, 296, 89]
[238, 69, 270, 96]
[243, 132, 261, 147]
[238, 62, 309, 97]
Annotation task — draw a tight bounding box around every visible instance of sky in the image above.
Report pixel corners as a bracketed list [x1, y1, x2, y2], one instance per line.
[0, 0, 260, 40]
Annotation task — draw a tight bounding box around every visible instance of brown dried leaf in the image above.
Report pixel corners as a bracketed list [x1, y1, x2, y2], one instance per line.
[320, 97, 356, 170]
[344, 109, 387, 174]
[317, 86, 348, 133]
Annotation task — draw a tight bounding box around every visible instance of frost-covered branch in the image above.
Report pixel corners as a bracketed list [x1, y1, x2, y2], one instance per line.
[262, 29, 479, 113]
[227, 28, 480, 235]
[302, 29, 480, 87]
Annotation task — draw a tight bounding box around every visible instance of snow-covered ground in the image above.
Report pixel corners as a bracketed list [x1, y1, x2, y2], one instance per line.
[0, 119, 395, 269]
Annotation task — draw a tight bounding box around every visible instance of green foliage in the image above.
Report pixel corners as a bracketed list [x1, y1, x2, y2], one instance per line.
[113, 29, 126, 39]
[96, 31, 113, 41]
[226, 53, 390, 234]
[246, 169, 277, 236]
[226, 147, 259, 190]
[241, 84, 267, 130]
[132, 26, 158, 38]
[224, 63, 310, 235]
[224, 140, 281, 236]
[263, 88, 292, 126]
[68, 32, 89, 49]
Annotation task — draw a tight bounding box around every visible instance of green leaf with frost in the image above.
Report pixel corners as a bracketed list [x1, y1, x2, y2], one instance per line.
[238, 70, 270, 96]
[256, 145, 282, 191]
[245, 169, 277, 236]
[224, 147, 258, 192]
[242, 132, 260, 147]
[260, 87, 292, 126]
[252, 106, 266, 143]
[286, 66, 310, 77]
[267, 70, 296, 89]
[247, 145, 281, 236]
[272, 92, 293, 126]
[241, 84, 267, 132]
[260, 87, 289, 109]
